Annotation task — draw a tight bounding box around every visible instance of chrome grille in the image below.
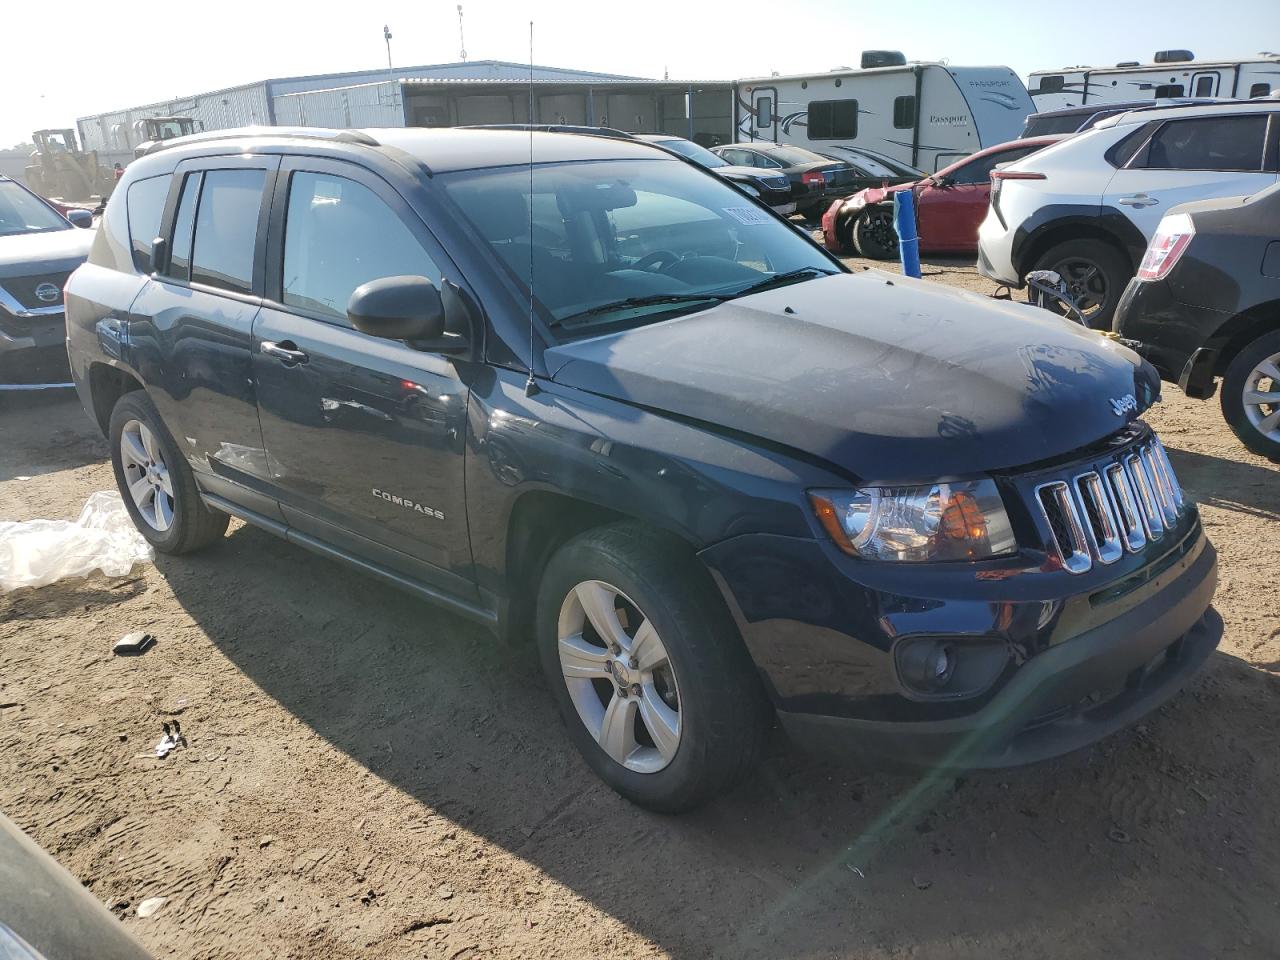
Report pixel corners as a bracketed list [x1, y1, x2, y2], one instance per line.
[1036, 437, 1187, 574]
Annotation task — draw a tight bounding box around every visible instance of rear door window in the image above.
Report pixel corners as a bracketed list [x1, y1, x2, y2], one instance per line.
[125, 174, 172, 273]
[1137, 115, 1269, 172]
[190, 169, 266, 293]
[281, 171, 439, 324]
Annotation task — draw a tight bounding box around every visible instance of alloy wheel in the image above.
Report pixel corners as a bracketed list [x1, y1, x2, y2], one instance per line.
[1052, 256, 1108, 322]
[1242, 352, 1280, 442]
[119, 419, 175, 532]
[556, 580, 682, 774]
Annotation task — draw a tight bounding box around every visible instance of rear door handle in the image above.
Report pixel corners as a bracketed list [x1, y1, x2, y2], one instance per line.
[260, 340, 309, 366]
[1117, 193, 1160, 208]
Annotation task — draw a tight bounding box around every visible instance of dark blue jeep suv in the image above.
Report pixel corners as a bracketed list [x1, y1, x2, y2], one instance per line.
[65, 127, 1221, 812]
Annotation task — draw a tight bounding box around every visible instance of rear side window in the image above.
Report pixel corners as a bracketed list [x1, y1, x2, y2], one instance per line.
[1153, 83, 1185, 98]
[893, 95, 916, 130]
[1036, 75, 1065, 93]
[808, 100, 858, 139]
[1249, 83, 1271, 98]
[1138, 115, 1268, 172]
[282, 171, 439, 324]
[190, 169, 266, 293]
[167, 173, 200, 280]
[125, 174, 171, 273]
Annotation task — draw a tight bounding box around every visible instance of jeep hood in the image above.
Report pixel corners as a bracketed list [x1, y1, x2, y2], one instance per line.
[544, 272, 1160, 482]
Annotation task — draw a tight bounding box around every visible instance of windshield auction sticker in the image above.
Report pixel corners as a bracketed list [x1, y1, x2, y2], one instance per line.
[723, 207, 772, 225]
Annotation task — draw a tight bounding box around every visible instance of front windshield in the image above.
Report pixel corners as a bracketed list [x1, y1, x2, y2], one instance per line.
[153, 120, 188, 139]
[442, 158, 838, 338]
[654, 138, 728, 168]
[0, 181, 70, 236]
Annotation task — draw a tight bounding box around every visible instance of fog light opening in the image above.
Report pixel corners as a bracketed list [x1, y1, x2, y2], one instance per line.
[900, 640, 956, 693]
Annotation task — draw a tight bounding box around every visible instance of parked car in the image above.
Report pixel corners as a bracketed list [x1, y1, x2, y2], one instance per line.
[1115, 182, 1280, 459]
[0, 811, 153, 960]
[821, 137, 1065, 259]
[67, 127, 1220, 813]
[978, 100, 1280, 328]
[814, 146, 923, 181]
[635, 134, 795, 213]
[0, 175, 94, 390]
[710, 143, 861, 218]
[1018, 98, 1221, 138]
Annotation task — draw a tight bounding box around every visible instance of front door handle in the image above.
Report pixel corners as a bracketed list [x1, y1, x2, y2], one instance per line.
[1117, 193, 1160, 208]
[260, 340, 310, 366]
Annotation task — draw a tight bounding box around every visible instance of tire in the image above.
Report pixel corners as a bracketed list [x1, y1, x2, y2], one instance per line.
[1220, 329, 1280, 461]
[536, 523, 770, 813]
[1031, 238, 1130, 330]
[852, 207, 899, 260]
[109, 391, 229, 554]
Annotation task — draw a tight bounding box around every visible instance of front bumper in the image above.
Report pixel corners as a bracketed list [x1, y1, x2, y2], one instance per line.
[771, 530, 1219, 771]
[0, 312, 73, 389]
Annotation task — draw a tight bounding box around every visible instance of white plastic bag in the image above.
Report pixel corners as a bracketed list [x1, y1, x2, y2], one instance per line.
[0, 491, 154, 592]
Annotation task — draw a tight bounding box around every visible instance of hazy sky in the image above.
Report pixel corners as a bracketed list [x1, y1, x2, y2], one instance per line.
[2, 0, 1275, 146]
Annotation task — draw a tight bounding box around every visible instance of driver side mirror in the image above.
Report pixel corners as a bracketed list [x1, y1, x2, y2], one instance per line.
[66, 209, 93, 229]
[930, 174, 954, 189]
[150, 237, 169, 275]
[348, 275, 446, 342]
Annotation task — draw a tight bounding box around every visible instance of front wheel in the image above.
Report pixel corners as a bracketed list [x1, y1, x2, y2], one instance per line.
[1031, 239, 1129, 330]
[852, 207, 899, 260]
[536, 524, 770, 813]
[1221, 330, 1280, 461]
[109, 391, 229, 554]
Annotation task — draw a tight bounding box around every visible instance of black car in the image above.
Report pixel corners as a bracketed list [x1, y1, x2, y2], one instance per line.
[711, 143, 861, 218]
[1115, 182, 1280, 459]
[0, 176, 94, 389]
[1019, 98, 1220, 138]
[66, 127, 1220, 812]
[635, 134, 795, 213]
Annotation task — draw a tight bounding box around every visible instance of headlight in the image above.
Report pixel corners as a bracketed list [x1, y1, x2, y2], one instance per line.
[809, 479, 1017, 562]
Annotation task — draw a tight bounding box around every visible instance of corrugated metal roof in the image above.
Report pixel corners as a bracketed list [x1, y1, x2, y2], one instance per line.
[399, 77, 731, 86]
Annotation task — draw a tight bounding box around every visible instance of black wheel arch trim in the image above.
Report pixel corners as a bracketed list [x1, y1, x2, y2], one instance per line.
[1011, 205, 1148, 278]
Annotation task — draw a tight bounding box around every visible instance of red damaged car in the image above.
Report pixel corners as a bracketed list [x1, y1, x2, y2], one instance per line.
[822, 136, 1065, 259]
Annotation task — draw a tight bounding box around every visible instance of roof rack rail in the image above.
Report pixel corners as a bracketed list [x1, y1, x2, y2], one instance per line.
[142, 126, 380, 156]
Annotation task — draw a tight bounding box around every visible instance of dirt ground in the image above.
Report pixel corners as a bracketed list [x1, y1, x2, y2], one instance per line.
[2, 258, 1279, 960]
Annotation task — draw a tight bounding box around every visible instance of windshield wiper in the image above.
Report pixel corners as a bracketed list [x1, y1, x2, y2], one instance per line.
[725, 266, 838, 300]
[551, 293, 729, 328]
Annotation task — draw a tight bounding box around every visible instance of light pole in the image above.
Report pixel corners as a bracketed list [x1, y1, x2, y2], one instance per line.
[383, 24, 393, 70]
[457, 5, 467, 62]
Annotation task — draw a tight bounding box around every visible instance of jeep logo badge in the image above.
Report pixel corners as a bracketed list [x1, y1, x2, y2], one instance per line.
[34, 282, 60, 304]
[1109, 393, 1138, 417]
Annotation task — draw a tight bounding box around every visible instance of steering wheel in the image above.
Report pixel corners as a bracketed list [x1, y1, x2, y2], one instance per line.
[633, 250, 682, 272]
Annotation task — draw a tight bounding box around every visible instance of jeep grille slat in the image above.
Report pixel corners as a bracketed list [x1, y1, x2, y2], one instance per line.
[1035, 438, 1186, 574]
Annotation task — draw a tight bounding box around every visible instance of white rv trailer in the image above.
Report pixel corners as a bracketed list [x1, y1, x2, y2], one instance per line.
[734, 57, 1034, 173]
[1027, 51, 1280, 111]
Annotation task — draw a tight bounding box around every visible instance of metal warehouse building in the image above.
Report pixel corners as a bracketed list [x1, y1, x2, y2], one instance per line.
[77, 60, 734, 164]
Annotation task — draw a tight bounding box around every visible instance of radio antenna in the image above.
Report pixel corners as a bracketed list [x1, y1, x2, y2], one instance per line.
[524, 19, 539, 397]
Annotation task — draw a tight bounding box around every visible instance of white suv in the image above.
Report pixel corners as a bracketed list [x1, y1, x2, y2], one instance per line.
[977, 101, 1279, 327]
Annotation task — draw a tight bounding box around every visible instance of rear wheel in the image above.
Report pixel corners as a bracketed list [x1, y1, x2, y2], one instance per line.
[1031, 238, 1129, 330]
[109, 391, 229, 554]
[1221, 329, 1280, 461]
[852, 206, 899, 260]
[536, 524, 770, 813]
